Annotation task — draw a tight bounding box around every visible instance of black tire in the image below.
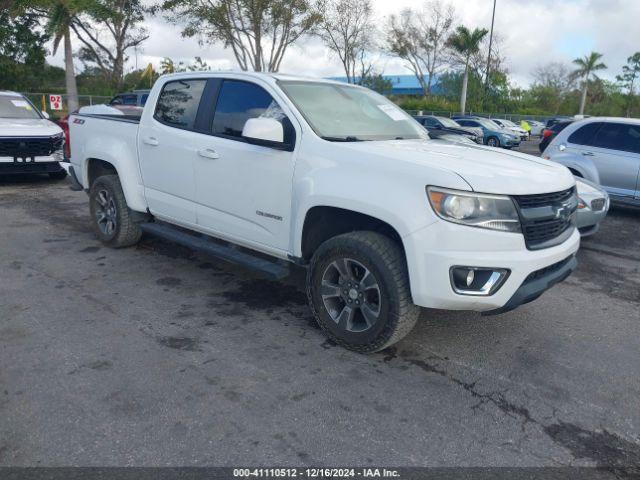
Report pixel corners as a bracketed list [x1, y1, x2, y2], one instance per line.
[307, 231, 420, 353]
[89, 174, 142, 248]
[49, 170, 67, 180]
[487, 136, 500, 147]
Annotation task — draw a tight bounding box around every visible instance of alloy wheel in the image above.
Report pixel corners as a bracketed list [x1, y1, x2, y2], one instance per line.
[95, 189, 118, 236]
[320, 258, 382, 333]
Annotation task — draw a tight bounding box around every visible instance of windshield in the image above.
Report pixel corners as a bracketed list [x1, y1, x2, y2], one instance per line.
[279, 81, 427, 141]
[0, 96, 41, 119]
[475, 118, 501, 130]
[439, 117, 461, 128]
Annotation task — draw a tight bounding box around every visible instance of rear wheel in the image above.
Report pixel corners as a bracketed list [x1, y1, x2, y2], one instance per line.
[89, 175, 142, 248]
[307, 231, 419, 353]
[487, 136, 500, 147]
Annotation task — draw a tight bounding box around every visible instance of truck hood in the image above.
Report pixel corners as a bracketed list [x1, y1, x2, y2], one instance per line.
[341, 139, 575, 195]
[0, 118, 63, 137]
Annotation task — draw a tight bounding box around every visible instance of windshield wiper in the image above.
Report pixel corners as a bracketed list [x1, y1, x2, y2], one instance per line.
[321, 136, 366, 142]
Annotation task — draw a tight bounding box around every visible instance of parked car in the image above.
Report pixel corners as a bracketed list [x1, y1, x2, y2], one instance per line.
[492, 118, 529, 141]
[108, 90, 150, 116]
[454, 116, 521, 148]
[539, 120, 573, 152]
[431, 133, 478, 145]
[542, 117, 640, 206]
[546, 116, 573, 128]
[68, 72, 579, 352]
[413, 115, 483, 144]
[575, 177, 610, 236]
[526, 120, 545, 136]
[0, 90, 66, 178]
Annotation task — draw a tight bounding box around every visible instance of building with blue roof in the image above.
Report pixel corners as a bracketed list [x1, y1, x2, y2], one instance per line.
[327, 74, 442, 96]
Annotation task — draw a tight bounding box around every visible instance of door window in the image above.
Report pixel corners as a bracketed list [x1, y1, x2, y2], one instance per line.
[212, 80, 287, 140]
[154, 79, 207, 129]
[567, 122, 602, 145]
[422, 117, 438, 127]
[590, 122, 640, 154]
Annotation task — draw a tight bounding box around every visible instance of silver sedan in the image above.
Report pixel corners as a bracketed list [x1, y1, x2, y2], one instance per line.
[575, 177, 610, 236]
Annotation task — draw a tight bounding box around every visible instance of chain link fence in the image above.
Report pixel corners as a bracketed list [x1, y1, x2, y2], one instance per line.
[21, 93, 112, 119]
[404, 110, 556, 123]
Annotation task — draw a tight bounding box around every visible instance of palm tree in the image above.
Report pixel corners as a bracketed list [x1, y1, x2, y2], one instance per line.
[46, 1, 79, 113]
[447, 26, 488, 114]
[572, 52, 606, 115]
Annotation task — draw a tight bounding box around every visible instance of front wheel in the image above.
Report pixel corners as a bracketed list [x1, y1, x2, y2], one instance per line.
[307, 231, 420, 353]
[89, 174, 142, 248]
[487, 136, 500, 147]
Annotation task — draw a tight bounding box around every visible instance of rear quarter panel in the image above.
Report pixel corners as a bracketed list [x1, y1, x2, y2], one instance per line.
[69, 115, 147, 212]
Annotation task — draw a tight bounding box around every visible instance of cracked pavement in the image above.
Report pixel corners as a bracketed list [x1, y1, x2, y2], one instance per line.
[0, 172, 639, 470]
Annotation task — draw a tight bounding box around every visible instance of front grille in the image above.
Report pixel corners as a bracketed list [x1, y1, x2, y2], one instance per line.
[524, 255, 574, 283]
[515, 188, 575, 209]
[0, 135, 63, 158]
[514, 187, 577, 250]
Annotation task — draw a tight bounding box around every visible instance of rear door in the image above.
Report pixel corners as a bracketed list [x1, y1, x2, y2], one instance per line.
[137, 78, 208, 224]
[579, 122, 640, 200]
[192, 78, 298, 253]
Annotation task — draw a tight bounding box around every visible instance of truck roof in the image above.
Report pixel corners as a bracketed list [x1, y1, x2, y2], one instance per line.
[0, 90, 21, 96]
[156, 71, 348, 87]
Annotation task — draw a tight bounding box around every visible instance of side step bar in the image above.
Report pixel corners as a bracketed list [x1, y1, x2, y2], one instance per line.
[139, 222, 290, 280]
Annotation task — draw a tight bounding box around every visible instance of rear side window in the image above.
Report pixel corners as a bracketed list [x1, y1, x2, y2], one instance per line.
[212, 80, 284, 138]
[154, 80, 207, 129]
[567, 122, 601, 145]
[590, 122, 640, 154]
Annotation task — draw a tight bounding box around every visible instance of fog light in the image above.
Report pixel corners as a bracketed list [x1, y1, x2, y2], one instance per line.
[450, 266, 510, 296]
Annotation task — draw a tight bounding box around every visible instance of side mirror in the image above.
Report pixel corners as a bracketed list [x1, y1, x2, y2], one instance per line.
[42, 111, 50, 119]
[242, 117, 284, 144]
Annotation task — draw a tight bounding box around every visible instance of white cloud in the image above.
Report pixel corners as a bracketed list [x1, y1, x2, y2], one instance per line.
[46, 0, 640, 88]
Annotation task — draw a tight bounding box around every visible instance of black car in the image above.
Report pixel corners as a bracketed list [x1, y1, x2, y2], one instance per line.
[545, 116, 573, 128]
[539, 120, 573, 152]
[414, 115, 483, 144]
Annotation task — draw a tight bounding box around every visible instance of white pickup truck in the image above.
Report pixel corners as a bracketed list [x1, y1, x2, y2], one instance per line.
[69, 72, 580, 352]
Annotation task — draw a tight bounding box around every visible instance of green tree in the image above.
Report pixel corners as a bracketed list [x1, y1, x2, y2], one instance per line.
[72, 0, 149, 90]
[572, 51, 607, 115]
[44, 1, 81, 111]
[616, 52, 640, 117]
[159, 0, 320, 72]
[447, 26, 487, 114]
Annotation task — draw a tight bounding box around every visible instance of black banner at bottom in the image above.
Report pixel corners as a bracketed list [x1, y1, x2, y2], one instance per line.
[0, 468, 638, 480]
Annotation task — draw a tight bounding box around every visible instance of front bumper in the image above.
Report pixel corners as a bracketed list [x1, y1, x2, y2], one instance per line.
[0, 157, 64, 174]
[403, 220, 580, 312]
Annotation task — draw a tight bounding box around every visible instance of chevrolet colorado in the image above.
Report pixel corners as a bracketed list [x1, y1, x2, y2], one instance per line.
[68, 72, 580, 352]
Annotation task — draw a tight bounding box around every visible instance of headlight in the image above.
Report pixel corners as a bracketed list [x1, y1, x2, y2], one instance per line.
[427, 187, 521, 233]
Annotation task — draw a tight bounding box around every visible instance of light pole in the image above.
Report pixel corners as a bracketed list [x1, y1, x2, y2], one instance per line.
[483, 0, 497, 108]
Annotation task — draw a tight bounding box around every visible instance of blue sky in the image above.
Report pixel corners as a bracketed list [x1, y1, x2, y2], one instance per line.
[47, 0, 640, 88]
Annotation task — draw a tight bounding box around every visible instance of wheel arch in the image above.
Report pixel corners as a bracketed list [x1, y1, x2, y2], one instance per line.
[298, 206, 406, 264]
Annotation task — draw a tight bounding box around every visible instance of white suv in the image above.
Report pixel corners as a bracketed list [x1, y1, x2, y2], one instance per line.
[0, 91, 66, 178]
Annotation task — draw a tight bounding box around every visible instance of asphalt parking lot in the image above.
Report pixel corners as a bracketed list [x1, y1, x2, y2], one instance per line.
[1, 142, 639, 469]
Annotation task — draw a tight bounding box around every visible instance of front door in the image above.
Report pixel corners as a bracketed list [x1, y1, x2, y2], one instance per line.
[193, 79, 297, 253]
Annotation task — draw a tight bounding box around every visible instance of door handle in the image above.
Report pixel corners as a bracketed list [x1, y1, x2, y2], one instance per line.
[197, 148, 220, 159]
[143, 137, 159, 146]
[582, 151, 594, 156]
